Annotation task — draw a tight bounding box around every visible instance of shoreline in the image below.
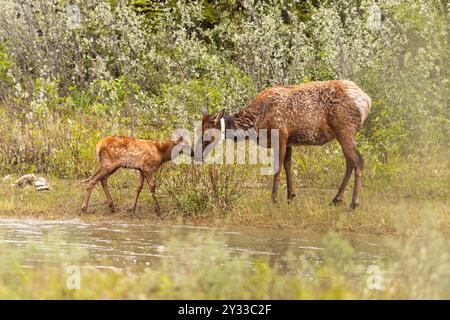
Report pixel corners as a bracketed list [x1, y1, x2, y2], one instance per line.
[1, 195, 448, 237]
[1, 172, 449, 237]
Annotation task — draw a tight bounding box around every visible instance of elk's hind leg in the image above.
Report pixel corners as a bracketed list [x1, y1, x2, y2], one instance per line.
[332, 159, 353, 205]
[335, 135, 364, 209]
[130, 170, 145, 214]
[284, 146, 296, 202]
[271, 130, 288, 203]
[350, 148, 364, 209]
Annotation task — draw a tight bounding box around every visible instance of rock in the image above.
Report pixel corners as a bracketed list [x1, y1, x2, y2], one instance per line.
[13, 174, 50, 191]
[13, 174, 36, 188]
[34, 177, 50, 191]
[2, 175, 13, 183]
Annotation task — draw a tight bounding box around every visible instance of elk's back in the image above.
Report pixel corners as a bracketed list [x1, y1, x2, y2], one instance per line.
[251, 80, 371, 145]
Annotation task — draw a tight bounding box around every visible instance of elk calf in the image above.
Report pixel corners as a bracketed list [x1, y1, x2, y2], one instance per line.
[81, 135, 185, 214]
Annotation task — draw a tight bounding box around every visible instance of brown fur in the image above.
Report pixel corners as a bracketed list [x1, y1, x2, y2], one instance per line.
[201, 80, 371, 208]
[81, 136, 183, 214]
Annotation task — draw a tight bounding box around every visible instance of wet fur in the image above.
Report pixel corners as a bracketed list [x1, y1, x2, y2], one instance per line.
[202, 80, 371, 208]
[81, 136, 183, 214]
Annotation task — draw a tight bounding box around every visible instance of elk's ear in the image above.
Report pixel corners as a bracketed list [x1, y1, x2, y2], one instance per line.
[177, 136, 184, 143]
[212, 108, 225, 124]
[201, 107, 208, 116]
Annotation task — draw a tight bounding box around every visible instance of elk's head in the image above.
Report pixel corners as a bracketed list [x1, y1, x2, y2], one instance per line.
[196, 107, 225, 161]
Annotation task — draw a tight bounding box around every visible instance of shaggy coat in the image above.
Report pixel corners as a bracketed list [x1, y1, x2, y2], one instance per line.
[201, 80, 371, 208]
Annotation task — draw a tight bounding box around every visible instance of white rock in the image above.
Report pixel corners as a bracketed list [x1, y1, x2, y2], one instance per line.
[34, 177, 50, 191]
[12, 174, 50, 191]
[13, 174, 36, 188]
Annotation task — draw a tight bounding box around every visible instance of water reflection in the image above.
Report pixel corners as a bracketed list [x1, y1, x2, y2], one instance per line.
[0, 218, 387, 274]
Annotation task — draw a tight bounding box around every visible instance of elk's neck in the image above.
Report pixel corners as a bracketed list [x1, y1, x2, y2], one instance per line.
[224, 108, 258, 131]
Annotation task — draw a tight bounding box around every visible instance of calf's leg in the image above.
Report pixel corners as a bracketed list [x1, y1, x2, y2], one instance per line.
[130, 170, 145, 213]
[81, 167, 112, 213]
[144, 170, 161, 215]
[101, 177, 115, 212]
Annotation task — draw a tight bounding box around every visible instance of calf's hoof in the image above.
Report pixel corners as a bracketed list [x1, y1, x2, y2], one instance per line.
[332, 197, 343, 205]
[81, 206, 87, 214]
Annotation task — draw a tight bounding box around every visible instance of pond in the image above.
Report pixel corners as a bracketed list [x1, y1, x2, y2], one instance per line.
[0, 218, 388, 278]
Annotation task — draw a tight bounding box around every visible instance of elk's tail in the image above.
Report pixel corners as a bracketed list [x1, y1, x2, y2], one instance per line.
[343, 81, 372, 125]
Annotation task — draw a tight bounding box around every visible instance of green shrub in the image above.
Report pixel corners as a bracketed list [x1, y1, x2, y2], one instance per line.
[163, 163, 244, 216]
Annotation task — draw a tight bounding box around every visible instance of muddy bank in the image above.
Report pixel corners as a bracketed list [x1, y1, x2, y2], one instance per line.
[0, 178, 449, 236]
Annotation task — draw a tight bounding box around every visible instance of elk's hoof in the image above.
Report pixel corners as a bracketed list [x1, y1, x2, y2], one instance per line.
[332, 197, 343, 205]
[287, 193, 296, 203]
[271, 193, 279, 203]
[349, 202, 359, 209]
[81, 207, 87, 214]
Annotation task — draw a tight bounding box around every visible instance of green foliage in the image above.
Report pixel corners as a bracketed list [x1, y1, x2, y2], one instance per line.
[0, 0, 448, 192]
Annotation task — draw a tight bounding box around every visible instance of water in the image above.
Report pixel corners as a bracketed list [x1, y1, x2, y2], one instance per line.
[0, 218, 388, 275]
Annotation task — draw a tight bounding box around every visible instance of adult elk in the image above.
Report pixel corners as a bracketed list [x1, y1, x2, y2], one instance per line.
[81, 135, 187, 214]
[199, 80, 371, 209]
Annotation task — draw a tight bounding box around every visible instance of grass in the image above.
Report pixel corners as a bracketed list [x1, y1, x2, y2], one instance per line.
[0, 163, 448, 236]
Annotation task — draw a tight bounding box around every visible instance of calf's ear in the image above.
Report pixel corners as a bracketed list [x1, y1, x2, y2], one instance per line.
[201, 107, 208, 116]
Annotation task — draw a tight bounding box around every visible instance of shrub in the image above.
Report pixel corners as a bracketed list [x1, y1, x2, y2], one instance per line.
[163, 163, 244, 216]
